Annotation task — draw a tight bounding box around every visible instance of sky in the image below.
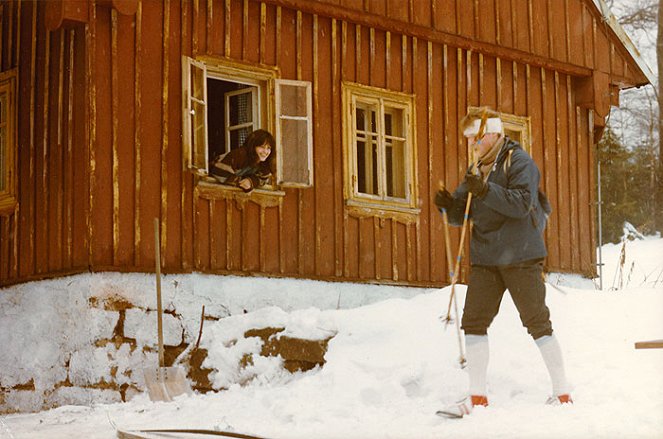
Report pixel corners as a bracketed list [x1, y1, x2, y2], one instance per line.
[0, 231, 661, 439]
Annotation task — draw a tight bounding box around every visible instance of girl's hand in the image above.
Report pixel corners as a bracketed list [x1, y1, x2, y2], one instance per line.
[238, 178, 252, 191]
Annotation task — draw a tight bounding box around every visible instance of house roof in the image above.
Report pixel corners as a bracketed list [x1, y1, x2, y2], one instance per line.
[591, 0, 656, 87]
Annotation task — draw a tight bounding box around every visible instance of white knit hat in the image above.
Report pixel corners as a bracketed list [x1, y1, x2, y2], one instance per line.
[462, 117, 503, 137]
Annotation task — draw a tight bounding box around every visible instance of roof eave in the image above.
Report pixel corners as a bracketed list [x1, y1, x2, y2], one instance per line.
[591, 0, 656, 88]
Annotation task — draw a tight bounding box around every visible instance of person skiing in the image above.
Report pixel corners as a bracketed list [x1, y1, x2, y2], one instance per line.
[434, 107, 572, 418]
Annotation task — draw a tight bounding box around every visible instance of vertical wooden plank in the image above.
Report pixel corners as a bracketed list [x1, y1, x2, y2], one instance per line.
[16, 0, 35, 276]
[582, 4, 593, 69]
[64, 29, 75, 268]
[555, 71, 570, 269]
[413, 36, 429, 281]
[313, 14, 320, 276]
[391, 219, 398, 281]
[427, 41, 435, 281]
[93, 5, 114, 267]
[36, 26, 50, 274]
[435, 0, 456, 33]
[140, 0, 164, 268]
[224, 0, 231, 57]
[499, 58, 515, 114]
[111, 9, 120, 265]
[567, 76, 580, 271]
[587, 110, 597, 276]
[401, 34, 410, 93]
[160, 0, 170, 268]
[168, 0, 183, 269]
[259, 2, 266, 64]
[301, 11, 315, 275]
[181, 0, 193, 270]
[196, 196, 210, 270]
[386, 0, 407, 23]
[225, 199, 232, 270]
[246, 203, 261, 272]
[355, 24, 361, 82]
[410, 0, 430, 27]
[332, 18, 342, 277]
[209, 200, 217, 269]
[373, 217, 381, 280]
[315, 15, 335, 277]
[567, 0, 583, 66]
[530, 0, 548, 57]
[477, 0, 496, 43]
[457, 0, 474, 39]
[192, 0, 199, 55]
[206, 0, 213, 54]
[541, 68, 559, 269]
[135, 0, 143, 267]
[49, 29, 65, 271]
[481, 55, 497, 108]
[278, 7, 298, 275]
[72, 26, 89, 269]
[576, 107, 590, 274]
[359, 216, 375, 279]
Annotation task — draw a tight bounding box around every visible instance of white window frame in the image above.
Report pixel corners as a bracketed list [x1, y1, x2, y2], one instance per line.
[182, 57, 208, 175]
[275, 79, 313, 187]
[342, 82, 418, 213]
[223, 85, 260, 154]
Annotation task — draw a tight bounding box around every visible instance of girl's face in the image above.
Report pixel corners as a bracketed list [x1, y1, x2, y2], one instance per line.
[255, 142, 272, 162]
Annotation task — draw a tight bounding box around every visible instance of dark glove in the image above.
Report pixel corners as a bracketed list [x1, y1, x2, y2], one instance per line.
[464, 172, 488, 198]
[434, 189, 454, 211]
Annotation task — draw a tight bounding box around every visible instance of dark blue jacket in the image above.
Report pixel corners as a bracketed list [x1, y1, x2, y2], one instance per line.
[446, 137, 549, 266]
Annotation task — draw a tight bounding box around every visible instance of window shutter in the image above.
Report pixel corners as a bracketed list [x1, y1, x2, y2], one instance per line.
[275, 79, 313, 187]
[181, 56, 208, 174]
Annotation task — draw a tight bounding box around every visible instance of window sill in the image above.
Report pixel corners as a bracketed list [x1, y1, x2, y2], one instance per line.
[196, 180, 285, 207]
[345, 198, 420, 223]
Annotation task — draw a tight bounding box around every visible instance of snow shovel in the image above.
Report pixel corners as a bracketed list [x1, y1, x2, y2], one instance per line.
[143, 218, 192, 402]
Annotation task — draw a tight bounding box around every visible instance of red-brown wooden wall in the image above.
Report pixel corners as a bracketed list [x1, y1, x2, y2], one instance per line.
[0, 0, 649, 287]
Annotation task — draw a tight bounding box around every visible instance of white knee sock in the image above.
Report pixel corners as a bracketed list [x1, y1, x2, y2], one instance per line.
[536, 334, 570, 396]
[465, 334, 489, 396]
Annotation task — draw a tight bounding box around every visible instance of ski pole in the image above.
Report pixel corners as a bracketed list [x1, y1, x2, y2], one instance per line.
[438, 182, 466, 367]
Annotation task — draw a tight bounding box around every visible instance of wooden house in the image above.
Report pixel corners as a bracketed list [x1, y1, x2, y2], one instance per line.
[0, 0, 652, 288]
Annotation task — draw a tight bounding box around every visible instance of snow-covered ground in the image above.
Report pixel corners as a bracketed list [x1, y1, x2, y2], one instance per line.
[1, 235, 662, 439]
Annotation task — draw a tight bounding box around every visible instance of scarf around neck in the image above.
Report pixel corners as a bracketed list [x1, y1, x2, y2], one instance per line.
[477, 136, 505, 176]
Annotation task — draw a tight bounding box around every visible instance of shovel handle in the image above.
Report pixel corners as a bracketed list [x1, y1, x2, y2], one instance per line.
[155, 218, 165, 368]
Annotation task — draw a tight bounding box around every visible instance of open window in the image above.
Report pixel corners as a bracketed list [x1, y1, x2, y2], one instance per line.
[0, 69, 17, 215]
[342, 82, 418, 212]
[181, 56, 313, 189]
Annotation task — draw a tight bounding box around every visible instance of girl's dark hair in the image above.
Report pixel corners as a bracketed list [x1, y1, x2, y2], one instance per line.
[243, 129, 276, 165]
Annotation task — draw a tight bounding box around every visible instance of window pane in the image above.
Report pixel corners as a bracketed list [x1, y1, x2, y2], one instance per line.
[191, 99, 207, 169]
[356, 108, 365, 131]
[229, 126, 253, 149]
[386, 139, 406, 198]
[357, 135, 378, 195]
[384, 107, 403, 137]
[228, 90, 253, 126]
[191, 64, 205, 101]
[280, 118, 310, 183]
[279, 84, 307, 117]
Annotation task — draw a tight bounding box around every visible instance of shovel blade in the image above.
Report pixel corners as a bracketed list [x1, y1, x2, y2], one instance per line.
[143, 366, 192, 402]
